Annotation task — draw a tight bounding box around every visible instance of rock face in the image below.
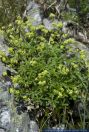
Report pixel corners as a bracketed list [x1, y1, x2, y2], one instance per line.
[43, 18, 59, 30]
[43, 18, 53, 30]
[23, 1, 42, 25]
[69, 41, 89, 61]
[0, 35, 8, 76]
[0, 79, 11, 132]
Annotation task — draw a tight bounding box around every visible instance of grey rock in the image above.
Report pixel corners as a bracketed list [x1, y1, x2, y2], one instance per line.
[62, 21, 89, 45]
[0, 80, 11, 131]
[43, 18, 59, 30]
[23, 1, 42, 25]
[43, 19, 53, 30]
[29, 120, 39, 132]
[0, 62, 5, 77]
[1, 109, 10, 127]
[0, 35, 8, 77]
[0, 35, 8, 55]
[68, 41, 89, 61]
[0, 129, 5, 132]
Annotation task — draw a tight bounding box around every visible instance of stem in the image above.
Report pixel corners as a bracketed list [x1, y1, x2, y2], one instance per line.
[39, 112, 52, 132]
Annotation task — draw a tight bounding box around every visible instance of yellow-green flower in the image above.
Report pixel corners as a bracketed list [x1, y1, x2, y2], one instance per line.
[58, 65, 69, 75]
[62, 33, 68, 38]
[2, 71, 7, 76]
[61, 67, 69, 75]
[57, 22, 63, 28]
[58, 92, 63, 98]
[8, 48, 14, 53]
[30, 60, 37, 66]
[37, 43, 45, 51]
[2, 57, 6, 62]
[80, 50, 85, 59]
[42, 70, 48, 76]
[64, 38, 75, 45]
[49, 13, 55, 19]
[38, 80, 46, 86]
[71, 63, 78, 68]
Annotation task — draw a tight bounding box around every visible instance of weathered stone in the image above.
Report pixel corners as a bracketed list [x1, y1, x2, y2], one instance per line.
[62, 21, 89, 45]
[0, 82, 11, 132]
[0, 35, 8, 54]
[23, 1, 42, 25]
[0, 129, 5, 132]
[0, 109, 10, 128]
[68, 41, 89, 61]
[43, 18, 59, 30]
[29, 120, 39, 132]
[0, 62, 5, 77]
[43, 18, 53, 30]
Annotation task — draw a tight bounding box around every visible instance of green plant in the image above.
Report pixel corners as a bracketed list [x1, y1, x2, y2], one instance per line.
[61, 12, 78, 22]
[68, 0, 89, 24]
[1, 16, 89, 129]
[0, 0, 26, 27]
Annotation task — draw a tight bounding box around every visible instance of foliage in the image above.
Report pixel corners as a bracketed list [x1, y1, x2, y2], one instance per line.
[0, 0, 89, 27]
[0, 17, 89, 128]
[61, 11, 78, 22]
[0, 0, 26, 27]
[68, 0, 89, 24]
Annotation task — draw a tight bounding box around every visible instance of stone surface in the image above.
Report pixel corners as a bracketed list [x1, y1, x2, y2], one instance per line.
[0, 35, 8, 76]
[29, 120, 39, 132]
[23, 1, 42, 25]
[0, 62, 5, 76]
[43, 18, 59, 30]
[0, 109, 10, 128]
[0, 80, 11, 132]
[68, 41, 89, 61]
[43, 19, 53, 30]
[0, 35, 8, 54]
[0, 129, 5, 132]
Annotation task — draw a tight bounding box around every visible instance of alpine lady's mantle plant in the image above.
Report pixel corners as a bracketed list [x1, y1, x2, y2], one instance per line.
[0, 16, 89, 128]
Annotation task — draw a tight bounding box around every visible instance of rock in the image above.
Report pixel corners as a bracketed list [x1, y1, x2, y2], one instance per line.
[0, 81, 11, 132]
[0, 129, 5, 132]
[43, 18, 59, 30]
[0, 62, 5, 77]
[10, 111, 29, 132]
[0, 35, 8, 55]
[0, 35, 8, 76]
[62, 20, 89, 45]
[23, 1, 42, 25]
[43, 18, 53, 30]
[68, 41, 89, 61]
[0, 109, 10, 128]
[29, 120, 39, 132]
